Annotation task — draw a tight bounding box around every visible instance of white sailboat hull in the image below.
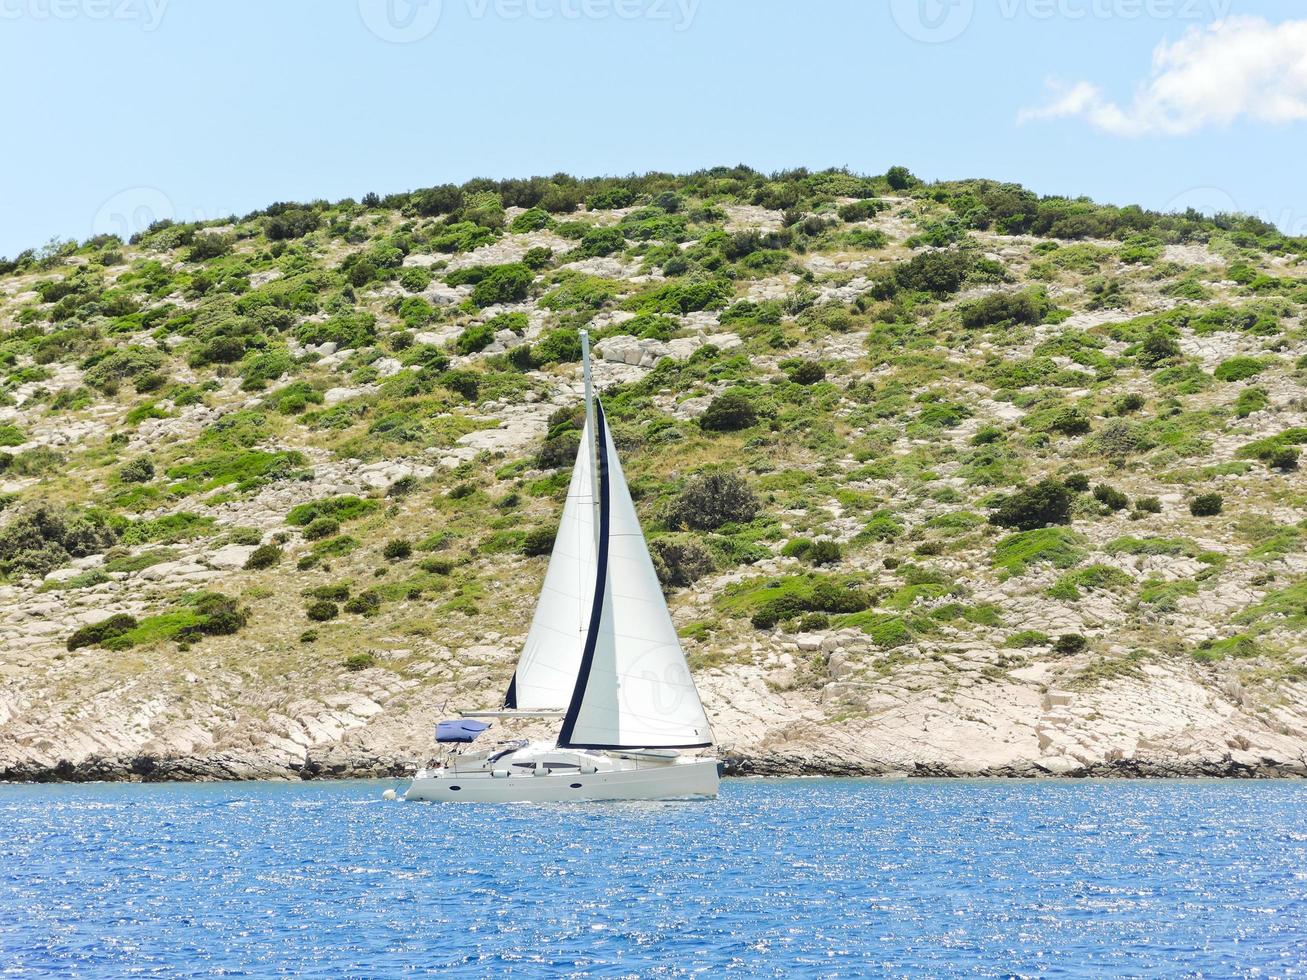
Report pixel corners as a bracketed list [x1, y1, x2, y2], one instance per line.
[405, 748, 719, 803]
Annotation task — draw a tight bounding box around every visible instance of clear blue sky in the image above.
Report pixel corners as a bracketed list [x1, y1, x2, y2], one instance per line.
[1, 0, 1304, 257]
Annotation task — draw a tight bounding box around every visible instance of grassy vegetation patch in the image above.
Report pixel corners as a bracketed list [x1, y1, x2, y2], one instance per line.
[992, 527, 1086, 574]
[286, 496, 380, 527]
[718, 573, 871, 629]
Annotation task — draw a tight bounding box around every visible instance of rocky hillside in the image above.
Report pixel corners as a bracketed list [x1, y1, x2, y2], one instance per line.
[2, 167, 1305, 781]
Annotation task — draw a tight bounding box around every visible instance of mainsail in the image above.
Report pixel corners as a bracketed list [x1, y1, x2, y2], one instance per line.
[505, 419, 597, 711]
[557, 404, 713, 750]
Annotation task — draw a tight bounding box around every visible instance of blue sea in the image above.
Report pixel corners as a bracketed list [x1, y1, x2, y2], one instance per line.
[2, 779, 1305, 977]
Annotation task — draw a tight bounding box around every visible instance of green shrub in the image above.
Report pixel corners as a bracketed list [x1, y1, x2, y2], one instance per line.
[1005, 630, 1052, 648]
[344, 590, 382, 616]
[856, 512, 903, 543]
[734, 575, 872, 629]
[1088, 420, 1154, 458]
[265, 380, 323, 415]
[1234, 388, 1268, 418]
[296, 311, 377, 350]
[308, 584, 351, 602]
[538, 429, 581, 469]
[383, 539, 412, 561]
[240, 350, 295, 391]
[187, 233, 233, 262]
[1118, 235, 1163, 264]
[1236, 428, 1307, 466]
[626, 277, 733, 315]
[1135, 496, 1163, 514]
[304, 517, 341, 541]
[886, 166, 917, 190]
[461, 191, 506, 229]
[0, 425, 26, 447]
[1113, 393, 1146, 415]
[699, 392, 757, 432]
[576, 227, 626, 258]
[306, 600, 339, 621]
[1054, 634, 1088, 655]
[893, 249, 977, 296]
[345, 653, 376, 671]
[1062, 473, 1090, 492]
[510, 207, 553, 233]
[838, 200, 888, 222]
[1044, 407, 1092, 436]
[1190, 493, 1223, 517]
[650, 537, 716, 588]
[666, 473, 760, 531]
[455, 323, 496, 355]
[989, 480, 1073, 531]
[1265, 446, 1300, 472]
[787, 361, 827, 385]
[244, 544, 282, 570]
[471, 264, 533, 307]
[958, 288, 1049, 329]
[67, 613, 138, 651]
[399, 268, 433, 292]
[1048, 564, 1131, 601]
[7, 447, 65, 478]
[82, 346, 165, 391]
[589, 187, 635, 210]
[782, 538, 812, 559]
[265, 208, 320, 240]
[1093, 485, 1129, 511]
[805, 539, 842, 565]
[1136, 333, 1181, 369]
[0, 507, 117, 577]
[523, 527, 557, 558]
[1213, 356, 1266, 382]
[287, 496, 379, 527]
[69, 593, 246, 651]
[119, 457, 155, 484]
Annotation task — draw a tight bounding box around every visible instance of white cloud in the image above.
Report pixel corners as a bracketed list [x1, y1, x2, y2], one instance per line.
[1018, 16, 1307, 136]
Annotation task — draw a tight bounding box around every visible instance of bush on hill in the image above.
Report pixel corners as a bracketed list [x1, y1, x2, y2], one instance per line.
[666, 473, 760, 531]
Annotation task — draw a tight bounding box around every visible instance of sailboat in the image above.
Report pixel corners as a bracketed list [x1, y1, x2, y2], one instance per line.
[404, 331, 720, 802]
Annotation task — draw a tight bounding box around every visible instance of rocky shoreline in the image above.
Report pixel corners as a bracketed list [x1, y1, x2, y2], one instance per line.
[5, 750, 1304, 785]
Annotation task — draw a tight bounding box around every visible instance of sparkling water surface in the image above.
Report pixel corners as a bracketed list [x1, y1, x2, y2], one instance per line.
[2, 778, 1305, 977]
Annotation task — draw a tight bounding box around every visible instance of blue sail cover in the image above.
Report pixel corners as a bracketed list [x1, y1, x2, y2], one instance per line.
[436, 720, 492, 744]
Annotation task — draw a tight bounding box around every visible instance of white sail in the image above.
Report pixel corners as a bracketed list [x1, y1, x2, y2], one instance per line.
[559, 410, 713, 749]
[507, 420, 597, 710]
